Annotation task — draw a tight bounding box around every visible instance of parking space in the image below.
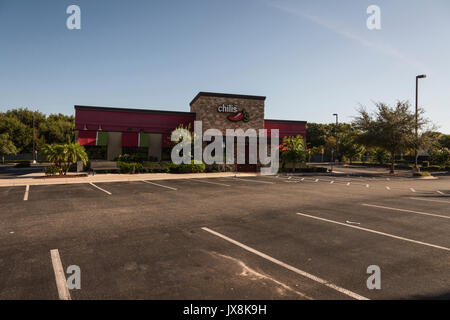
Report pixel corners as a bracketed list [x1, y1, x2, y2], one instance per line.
[0, 174, 449, 299]
[201, 215, 449, 300]
[0, 245, 58, 300]
[28, 183, 107, 201]
[0, 185, 26, 203]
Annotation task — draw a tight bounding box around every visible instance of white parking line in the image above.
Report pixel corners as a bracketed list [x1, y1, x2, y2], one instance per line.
[346, 182, 351, 186]
[410, 188, 416, 193]
[330, 181, 334, 184]
[202, 227, 368, 300]
[50, 249, 71, 300]
[437, 191, 445, 195]
[89, 182, 112, 195]
[361, 203, 450, 220]
[296, 213, 450, 251]
[141, 180, 177, 190]
[233, 178, 274, 184]
[189, 179, 230, 187]
[386, 186, 391, 191]
[23, 185, 30, 201]
[409, 197, 450, 204]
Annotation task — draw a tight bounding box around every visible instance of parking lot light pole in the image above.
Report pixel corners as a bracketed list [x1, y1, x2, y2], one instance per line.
[333, 113, 338, 163]
[415, 74, 427, 171]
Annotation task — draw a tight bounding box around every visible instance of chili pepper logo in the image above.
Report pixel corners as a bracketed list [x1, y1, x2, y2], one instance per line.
[227, 109, 250, 122]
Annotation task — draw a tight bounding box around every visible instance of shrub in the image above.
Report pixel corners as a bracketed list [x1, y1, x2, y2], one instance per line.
[296, 165, 328, 173]
[413, 171, 431, 177]
[143, 162, 163, 173]
[374, 149, 390, 165]
[421, 165, 444, 172]
[14, 161, 31, 168]
[117, 161, 144, 173]
[45, 164, 61, 176]
[168, 162, 205, 173]
[395, 164, 412, 170]
[142, 161, 172, 173]
[117, 153, 148, 163]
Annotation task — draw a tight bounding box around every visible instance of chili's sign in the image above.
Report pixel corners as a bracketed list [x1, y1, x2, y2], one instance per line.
[217, 104, 250, 123]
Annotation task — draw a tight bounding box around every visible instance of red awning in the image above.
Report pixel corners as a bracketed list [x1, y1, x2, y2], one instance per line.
[122, 132, 139, 147]
[78, 131, 97, 146]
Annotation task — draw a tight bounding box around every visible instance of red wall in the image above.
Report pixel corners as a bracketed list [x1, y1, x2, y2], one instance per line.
[264, 121, 306, 140]
[75, 108, 195, 134]
[75, 107, 307, 146]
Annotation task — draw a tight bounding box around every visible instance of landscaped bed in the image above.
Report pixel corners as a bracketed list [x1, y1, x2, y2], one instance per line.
[34, 174, 88, 179]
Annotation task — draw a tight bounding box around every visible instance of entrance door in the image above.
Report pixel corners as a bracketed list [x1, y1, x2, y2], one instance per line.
[236, 144, 257, 172]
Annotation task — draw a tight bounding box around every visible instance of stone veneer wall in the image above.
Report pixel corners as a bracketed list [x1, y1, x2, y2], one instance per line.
[190, 95, 265, 134]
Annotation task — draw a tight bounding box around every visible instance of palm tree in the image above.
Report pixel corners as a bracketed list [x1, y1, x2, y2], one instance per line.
[280, 135, 307, 173]
[63, 143, 88, 175]
[43, 142, 88, 175]
[42, 144, 64, 174]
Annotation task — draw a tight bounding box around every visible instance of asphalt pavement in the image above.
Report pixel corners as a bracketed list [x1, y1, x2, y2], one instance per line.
[0, 174, 449, 299]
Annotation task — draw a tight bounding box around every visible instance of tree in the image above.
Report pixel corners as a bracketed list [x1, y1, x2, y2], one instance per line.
[0, 133, 18, 164]
[340, 135, 365, 164]
[0, 115, 32, 153]
[42, 142, 88, 175]
[338, 124, 364, 164]
[279, 135, 307, 173]
[306, 123, 330, 149]
[63, 143, 88, 175]
[374, 148, 390, 165]
[0, 109, 75, 156]
[438, 134, 450, 149]
[42, 144, 65, 174]
[38, 114, 75, 146]
[354, 101, 417, 174]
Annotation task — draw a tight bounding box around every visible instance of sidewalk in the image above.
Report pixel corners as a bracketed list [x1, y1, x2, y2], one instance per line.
[0, 172, 257, 187]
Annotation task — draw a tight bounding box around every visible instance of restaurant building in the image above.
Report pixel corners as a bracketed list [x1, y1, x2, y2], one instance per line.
[74, 92, 306, 171]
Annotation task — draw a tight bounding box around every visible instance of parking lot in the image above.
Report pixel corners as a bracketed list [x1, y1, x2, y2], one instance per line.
[0, 174, 449, 300]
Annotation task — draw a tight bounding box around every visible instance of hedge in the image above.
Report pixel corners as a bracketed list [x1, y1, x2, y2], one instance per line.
[297, 166, 328, 173]
[117, 161, 144, 173]
[167, 162, 206, 174]
[143, 161, 170, 173]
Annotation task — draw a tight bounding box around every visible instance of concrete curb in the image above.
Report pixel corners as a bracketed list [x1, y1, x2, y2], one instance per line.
[0, 172, 258, 187]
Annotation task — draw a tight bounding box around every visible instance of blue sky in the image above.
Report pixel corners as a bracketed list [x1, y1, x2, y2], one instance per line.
[1, 0, 449, 133]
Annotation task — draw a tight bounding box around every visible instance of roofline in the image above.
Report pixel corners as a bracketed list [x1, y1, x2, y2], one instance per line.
[264, 119, 307, 124]
[190, 92, 266, 106]
[74, 105, 195, 116]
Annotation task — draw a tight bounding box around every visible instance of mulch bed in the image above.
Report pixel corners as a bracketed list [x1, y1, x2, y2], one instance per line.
[34, 174, 88, 179]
